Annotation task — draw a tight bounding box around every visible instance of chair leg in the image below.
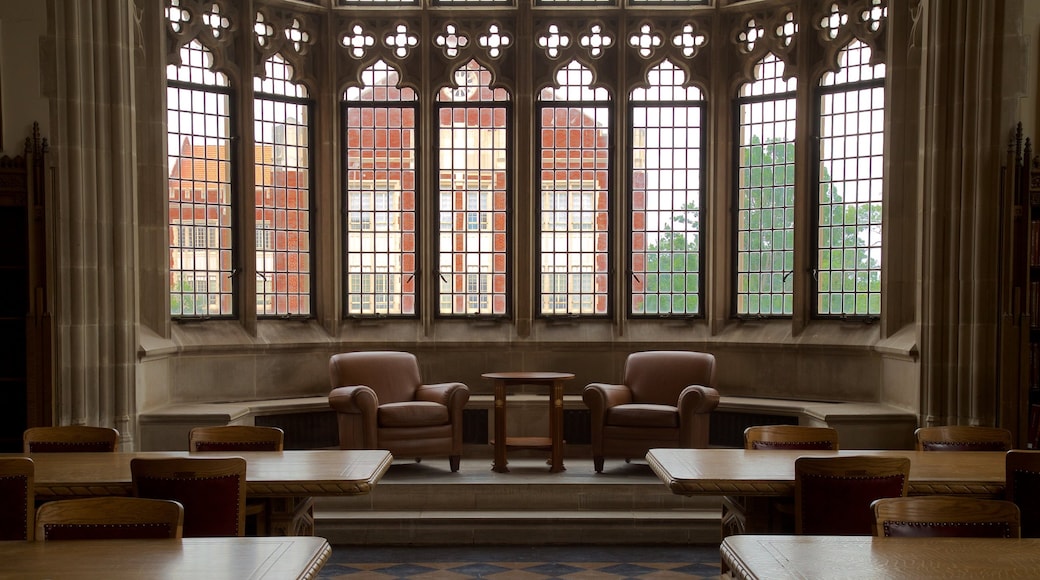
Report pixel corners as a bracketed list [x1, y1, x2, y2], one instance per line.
[449, 455, 461, 472]
[593, 456, 604, 473]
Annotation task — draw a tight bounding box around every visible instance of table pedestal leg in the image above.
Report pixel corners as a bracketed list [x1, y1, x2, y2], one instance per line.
[266, 496, 315, 536]
[492, 382, 509, 473]
[549, 382, 565, 473]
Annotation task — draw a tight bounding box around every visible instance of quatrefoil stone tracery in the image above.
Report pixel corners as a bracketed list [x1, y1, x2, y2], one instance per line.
[579, 24, 613, 58]
[629, 24, 662, 58]
[479, 25, 511, 59]
[738, 20, 763, 52]
[537, 25, 570, 59]
[285, 19, 310, 54]
[204, 4, 231, 39]
[342, 24, 375, 59]
[435, 25, 469, 59]
[255, 13, 275, 47]
[386, 24, 419, 59]
[673, 24, 706, 58]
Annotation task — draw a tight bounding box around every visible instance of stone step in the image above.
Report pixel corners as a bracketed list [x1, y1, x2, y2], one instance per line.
[311, 458, 723, 545]
[314, 508, 722, 545]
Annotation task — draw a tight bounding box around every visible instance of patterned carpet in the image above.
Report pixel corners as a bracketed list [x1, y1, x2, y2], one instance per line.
[319, 545, 723, 579]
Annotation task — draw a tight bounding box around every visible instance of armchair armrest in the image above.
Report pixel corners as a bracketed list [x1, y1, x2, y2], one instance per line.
[328, 385, 379, 416]
[416, 382, 470, 410]
[677, 385, 720, 415]
[678, 385, 720, 448]
[582, 383, 633, 417]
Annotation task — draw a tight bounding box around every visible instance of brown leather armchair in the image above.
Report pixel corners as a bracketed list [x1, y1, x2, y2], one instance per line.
[328, 351, 471, 472]
[582, 350, 720, 473]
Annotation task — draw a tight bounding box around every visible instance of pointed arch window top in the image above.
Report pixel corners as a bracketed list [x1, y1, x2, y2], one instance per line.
[820, 39, 884, 86]
[438, 61, 509, 103]
[168, 40, 229, 86]
[740, 52, 796, 97]
[345, 60, 417, 102]
[255, 54, 308, 98]
[631, 60, 702, 102]
[541, 61, 609, 102]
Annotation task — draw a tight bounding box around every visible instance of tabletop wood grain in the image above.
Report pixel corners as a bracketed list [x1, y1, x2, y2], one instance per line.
[646, 448, 1006, 497]
[0, 536, 332, 580]
[720, 535, 1040, 579]
[2, 449, 393, 499]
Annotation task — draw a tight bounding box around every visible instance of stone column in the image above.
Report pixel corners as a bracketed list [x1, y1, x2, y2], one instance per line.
[44, 0, 138, 446]
[918, 0, 1004, 426]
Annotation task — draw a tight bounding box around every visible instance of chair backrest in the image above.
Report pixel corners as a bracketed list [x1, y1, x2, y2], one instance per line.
[744, 425, 840, 450]
[622, 351, 716, 405]
[23, 426, 119, 453]
[131, 457, 247, 537]
[0, 457, 34, 541]
[329, 351, 422, 404]
[871, 496, 1021, 538]
[1006, 450, 1040, 538]
[915, 426, 1012, 452]
[189, 425, 284, 452]
[795, 455, 910, 535]
[35, 497, 184, 541]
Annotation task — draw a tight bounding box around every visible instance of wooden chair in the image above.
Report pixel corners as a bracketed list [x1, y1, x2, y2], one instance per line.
[915, 426, 1012, 452]
[871, 496, 1020, 538]
[723, 425, 842, 537]
[189, 425, 284, 535]
[189, 425, 284, 452]
[23, 426, 119, 453]
[744, 425, 839, 450]
[35, 497, 184, 541]
[1006, 449, 1040, 538]
[0, 457, 34, 541]
[795, 455, 910, 535]
[131, 457, 246, 537]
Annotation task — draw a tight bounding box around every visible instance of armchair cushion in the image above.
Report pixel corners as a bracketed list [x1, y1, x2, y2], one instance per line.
[378, 401, 450, 427]
[606, 404, 679, 428]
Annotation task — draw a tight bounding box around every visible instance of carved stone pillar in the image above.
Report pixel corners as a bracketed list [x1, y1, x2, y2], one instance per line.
[918, 0, 1004, 427]
[45, 0, 138, 446]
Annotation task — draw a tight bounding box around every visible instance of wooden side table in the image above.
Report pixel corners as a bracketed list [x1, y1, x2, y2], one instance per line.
[482, 371, 574, 473]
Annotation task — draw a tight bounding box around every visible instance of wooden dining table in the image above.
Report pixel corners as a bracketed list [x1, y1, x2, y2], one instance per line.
[0, 536, 331, 580]
[721, 535, 1040, 579]
[646, 448, 1006, 534]
[6, 449, 393, 536]
[647, 448, 1006, 496]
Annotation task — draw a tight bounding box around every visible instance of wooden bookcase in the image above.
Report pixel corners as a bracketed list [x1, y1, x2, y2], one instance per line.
[0, 123, 51, 451]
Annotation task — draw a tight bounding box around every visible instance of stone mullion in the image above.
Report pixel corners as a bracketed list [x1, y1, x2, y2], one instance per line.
[790, 1, 815, 334]
[515, 3, 534, 336]
[314, 5, 341, 332]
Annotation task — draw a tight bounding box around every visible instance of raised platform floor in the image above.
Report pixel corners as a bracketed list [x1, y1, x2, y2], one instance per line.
[313, 454, 723, 546]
